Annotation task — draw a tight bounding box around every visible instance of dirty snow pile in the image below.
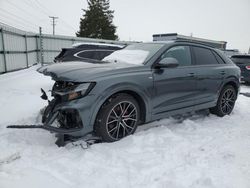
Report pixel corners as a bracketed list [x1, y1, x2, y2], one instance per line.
[0, 66, 250, 188]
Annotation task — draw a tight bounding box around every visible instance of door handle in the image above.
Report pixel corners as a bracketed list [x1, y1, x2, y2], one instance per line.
[220, 71, 225, 75]
[188, 73, 195, 77]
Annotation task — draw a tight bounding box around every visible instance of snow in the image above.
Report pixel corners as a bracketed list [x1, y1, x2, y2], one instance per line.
[72, 42, 125, 48]
[0, 66, 250, 188]
[103, 49, 149, 65]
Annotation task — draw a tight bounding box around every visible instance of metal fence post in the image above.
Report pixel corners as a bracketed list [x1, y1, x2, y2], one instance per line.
[39, 27, 44, 66]
[24, 34, 29, 68]
[0, 28, 7, 72]
[36, 35, 39, 64]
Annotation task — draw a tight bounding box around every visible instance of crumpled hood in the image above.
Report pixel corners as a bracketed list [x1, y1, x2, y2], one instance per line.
[37, 61, 138, 82]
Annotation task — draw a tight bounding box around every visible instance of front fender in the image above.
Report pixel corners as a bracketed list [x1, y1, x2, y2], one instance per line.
[88, 82, 153, 128]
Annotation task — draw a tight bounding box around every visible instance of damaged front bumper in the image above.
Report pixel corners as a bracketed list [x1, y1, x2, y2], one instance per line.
[7, 88, 98, 146]
[42, 111, 83, 134]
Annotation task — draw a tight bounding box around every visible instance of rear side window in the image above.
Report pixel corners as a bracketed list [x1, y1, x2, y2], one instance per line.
[75, 50, 114, 60]
[213, 51, 225, 64]
[161, 46, 192, 66]
[193, 47, 219, 65]
[77, 50, 95, 59]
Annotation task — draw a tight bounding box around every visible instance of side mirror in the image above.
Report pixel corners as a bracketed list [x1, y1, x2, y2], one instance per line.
[156, 57, 179, 68]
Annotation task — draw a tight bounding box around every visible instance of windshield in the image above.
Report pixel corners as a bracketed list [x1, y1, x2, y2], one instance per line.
[103, 43, 164, 65]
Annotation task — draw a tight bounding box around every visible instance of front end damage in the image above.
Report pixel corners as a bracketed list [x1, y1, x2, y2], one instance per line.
[7, 81, 99, 147]
[41, 81, 86, 131]
[7, 61, 119, 146]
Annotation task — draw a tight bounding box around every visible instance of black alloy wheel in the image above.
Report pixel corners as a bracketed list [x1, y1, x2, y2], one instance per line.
[95, 94, 140, 142]
[220, 88, 236, 114]
[210, 85, 236, 117]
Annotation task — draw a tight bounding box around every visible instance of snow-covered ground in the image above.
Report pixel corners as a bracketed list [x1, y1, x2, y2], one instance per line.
[0, 66, 250, 188]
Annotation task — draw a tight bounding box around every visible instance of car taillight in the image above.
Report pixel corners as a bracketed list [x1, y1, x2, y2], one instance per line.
[246, 65, 250, 70]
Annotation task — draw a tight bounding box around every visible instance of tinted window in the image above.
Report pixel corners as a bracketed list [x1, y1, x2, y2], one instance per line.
[93, 50, 114, 60]
[193, 47, 218, 65]
[213, 51, 225, 64]
[231, 56, 250, 64]
[77, 50, 95, 59]
[97, 51, 114, 59]
[76, 50, 114, 60]
[161, 46, 192, 66]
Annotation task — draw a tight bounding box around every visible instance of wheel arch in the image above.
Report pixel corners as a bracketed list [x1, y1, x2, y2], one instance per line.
[109, 90, 147, 124]
[89, 87, 151, 129]
[224, 81, 239, 93]
[222, 77, 240, 96]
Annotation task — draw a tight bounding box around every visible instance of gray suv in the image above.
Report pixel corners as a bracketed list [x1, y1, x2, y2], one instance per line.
[37, 41, 240, 145]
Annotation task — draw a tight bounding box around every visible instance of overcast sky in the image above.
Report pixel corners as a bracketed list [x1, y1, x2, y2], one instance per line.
[0, 0, 249, 52]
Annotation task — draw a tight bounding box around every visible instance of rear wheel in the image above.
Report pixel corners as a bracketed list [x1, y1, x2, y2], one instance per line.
[94, 94, 140, 142]
[210, 85, 237, 117]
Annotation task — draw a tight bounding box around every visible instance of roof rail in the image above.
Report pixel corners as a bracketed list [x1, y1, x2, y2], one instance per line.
[174, 39, 220, 49]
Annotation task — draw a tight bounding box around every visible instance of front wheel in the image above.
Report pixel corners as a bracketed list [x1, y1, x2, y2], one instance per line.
[94, 94, 140, 142]
[210, 85, 237, 117]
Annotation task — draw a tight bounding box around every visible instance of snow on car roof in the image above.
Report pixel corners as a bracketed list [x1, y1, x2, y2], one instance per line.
[72, 42, 125, 48]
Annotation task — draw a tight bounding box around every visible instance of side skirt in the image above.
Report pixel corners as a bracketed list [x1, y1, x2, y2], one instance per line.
[151, 101, 216, 122]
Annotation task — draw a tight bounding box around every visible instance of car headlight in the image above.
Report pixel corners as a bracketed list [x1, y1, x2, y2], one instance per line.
[54, 82, 95, 101]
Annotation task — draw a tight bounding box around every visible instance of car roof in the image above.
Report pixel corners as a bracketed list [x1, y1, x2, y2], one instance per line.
[143, 40, 216, 49]
[72, 42, 125, 48]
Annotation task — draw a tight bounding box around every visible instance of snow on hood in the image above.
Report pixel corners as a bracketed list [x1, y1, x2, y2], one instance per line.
[103, 50, 149, 65]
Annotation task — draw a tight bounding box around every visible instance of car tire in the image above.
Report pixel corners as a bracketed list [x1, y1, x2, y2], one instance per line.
[210, 85, 237, 117]
[94, 93, 140, 142]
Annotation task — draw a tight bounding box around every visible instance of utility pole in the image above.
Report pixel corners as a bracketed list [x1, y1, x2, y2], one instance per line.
[49, 16, 58, 35]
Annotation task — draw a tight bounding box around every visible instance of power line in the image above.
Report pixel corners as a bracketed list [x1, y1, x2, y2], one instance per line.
[34, 0, 53, 15]
[2, 0, 76, 35]
[0, 8, 39, 31]
[0, 21, 23, 30]
[2, 1, 52, 33]
[0, 18, 35, 32]
[25, 0, 52, 18]
[4, 0, 46, 22]
[0, 20, 37, 34]
[32, 0, 76, 33]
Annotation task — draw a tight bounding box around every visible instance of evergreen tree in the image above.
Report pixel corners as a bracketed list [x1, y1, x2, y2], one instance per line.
[76, 0, 118, 40]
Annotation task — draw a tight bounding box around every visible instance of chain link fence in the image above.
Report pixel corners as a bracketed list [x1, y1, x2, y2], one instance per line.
[0, 24, 128, 74]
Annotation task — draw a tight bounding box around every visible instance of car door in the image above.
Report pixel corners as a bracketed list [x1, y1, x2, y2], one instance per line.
[152, 45, 197, 118]
[191, 46, 225, 105]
